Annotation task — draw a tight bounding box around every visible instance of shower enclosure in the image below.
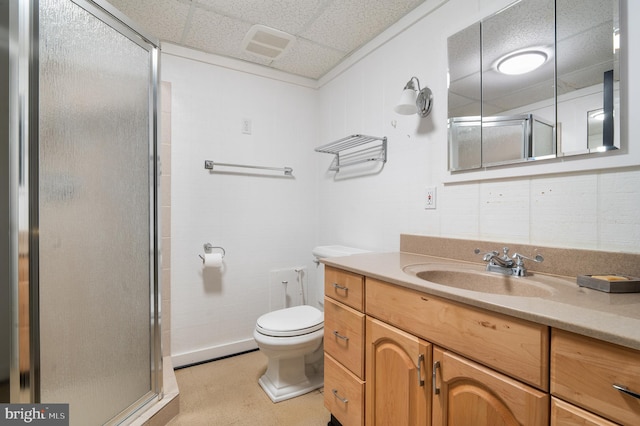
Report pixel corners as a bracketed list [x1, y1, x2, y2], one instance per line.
[2, 0, 161, 424]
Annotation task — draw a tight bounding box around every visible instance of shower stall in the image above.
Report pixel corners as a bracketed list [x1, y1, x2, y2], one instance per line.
[2, 0, 161, 424]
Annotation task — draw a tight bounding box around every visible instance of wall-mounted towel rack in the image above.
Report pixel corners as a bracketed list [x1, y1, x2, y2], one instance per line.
[204, 160, 293, 176]
[314, 134, 387, 172]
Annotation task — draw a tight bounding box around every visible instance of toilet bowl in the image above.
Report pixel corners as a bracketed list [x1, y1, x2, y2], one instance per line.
[253, 305, 324, 402]
[254, 245, 369, 402]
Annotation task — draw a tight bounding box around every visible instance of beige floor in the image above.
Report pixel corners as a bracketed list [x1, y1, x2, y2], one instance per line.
[167, 350, 331, 426]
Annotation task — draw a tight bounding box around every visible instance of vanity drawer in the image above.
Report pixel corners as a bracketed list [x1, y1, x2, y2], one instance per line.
[551, 397, 617, 426]
[324, 353, 364, 426]
[366, 278, 549, 390]
[551, 329, 640, 426]
[324, 297, 365, 379]
[325, 266, 365, 311]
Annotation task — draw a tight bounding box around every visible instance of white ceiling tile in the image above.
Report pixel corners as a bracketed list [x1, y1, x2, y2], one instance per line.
[195, 0, 329, 34]
[184, 8, 268, 63]
[107, 0, 190, 42]
[300, 0, 424, 53]
[272, 38, 345, 79]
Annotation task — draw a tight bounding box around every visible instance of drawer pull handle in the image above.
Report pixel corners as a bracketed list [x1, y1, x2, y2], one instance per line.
[417, 354, 425, 387]
[333, 283, 348, 292]
[433, 361, 441, 395]
[332, 330, 349, 341]
[613, 384, 640, 400]
[332, 388, 348, 404]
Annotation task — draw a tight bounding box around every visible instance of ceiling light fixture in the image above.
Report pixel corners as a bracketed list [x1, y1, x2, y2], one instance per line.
[496, 50, 548, 75]
[394, 76, 433, 117]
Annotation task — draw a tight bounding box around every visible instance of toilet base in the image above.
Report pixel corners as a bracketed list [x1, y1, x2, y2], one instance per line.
[258, 356, 324, 403]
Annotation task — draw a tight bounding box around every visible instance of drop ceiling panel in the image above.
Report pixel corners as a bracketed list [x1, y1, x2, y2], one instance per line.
[183, 9, 272, 66]
[196, 0, 329, 34]
[300, 0, 424, 53]
[104, 0, 429, 80]
[107, 0, 190, 42]
[271, 38, 346, 80]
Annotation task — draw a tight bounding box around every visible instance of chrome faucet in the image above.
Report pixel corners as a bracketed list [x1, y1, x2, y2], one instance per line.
[511, 252, 544, 276]
[475, 247, 543, 276]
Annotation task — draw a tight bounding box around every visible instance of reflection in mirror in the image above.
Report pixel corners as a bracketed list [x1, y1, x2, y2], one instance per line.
[482, 0, 555, 165]
[587, 109, 604, 150]
[447, 0, 621, 171]
[557, 0, 619, 155]
[447, 23, 481, 171]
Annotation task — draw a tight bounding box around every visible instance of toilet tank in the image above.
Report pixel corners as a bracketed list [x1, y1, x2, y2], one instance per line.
[312, 245, 370, 310]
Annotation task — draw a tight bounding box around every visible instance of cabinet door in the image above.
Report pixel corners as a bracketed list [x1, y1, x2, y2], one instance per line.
[433, 347, 549, 426]
[366, 317, 431, 426]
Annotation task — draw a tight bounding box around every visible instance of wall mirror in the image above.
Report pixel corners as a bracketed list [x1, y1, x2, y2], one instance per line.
[447, 0, 620, 171]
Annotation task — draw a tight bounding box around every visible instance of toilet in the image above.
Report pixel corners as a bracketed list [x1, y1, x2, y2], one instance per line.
[254, 245, 369, 402]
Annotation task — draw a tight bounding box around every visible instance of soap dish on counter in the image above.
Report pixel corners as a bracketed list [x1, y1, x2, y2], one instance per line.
[577, 275, 640, 293]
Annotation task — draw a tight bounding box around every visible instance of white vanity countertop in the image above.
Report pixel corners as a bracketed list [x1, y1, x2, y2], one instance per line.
[322, 252, 640, 351]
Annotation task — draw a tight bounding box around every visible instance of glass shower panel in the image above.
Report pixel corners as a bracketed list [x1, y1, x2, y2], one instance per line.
[1, 0, 10, 402]
[38, 0, 153, 424]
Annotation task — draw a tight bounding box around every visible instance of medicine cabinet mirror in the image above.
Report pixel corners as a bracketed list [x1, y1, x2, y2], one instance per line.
[447, 0, 620, 171]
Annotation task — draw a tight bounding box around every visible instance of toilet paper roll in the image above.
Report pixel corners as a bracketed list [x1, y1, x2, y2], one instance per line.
[203, 252, 223, 268]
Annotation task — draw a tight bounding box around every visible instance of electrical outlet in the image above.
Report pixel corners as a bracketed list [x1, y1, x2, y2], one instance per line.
[425, 186, 436, 209]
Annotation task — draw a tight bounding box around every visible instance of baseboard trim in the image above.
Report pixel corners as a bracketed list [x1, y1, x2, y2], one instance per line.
[171, 339, 258, 368]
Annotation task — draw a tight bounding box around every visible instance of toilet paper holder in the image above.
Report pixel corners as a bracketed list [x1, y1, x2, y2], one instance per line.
[198, 243, 226, 263]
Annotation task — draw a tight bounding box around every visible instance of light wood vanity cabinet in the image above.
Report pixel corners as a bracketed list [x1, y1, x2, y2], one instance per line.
[551, 329, 640, 426]
[324, 265, 640, 426]
[366, 278, 549, 390]
[366, 277, 549, 426]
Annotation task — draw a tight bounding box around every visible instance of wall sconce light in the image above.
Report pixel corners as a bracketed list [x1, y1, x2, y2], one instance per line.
[394, 76, 433, 118]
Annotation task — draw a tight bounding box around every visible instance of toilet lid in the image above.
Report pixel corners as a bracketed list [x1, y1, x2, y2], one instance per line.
[256, 306, 324, 337]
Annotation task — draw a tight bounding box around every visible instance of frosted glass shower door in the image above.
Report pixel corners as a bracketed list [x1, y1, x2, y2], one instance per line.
[37, 0, 159, 424]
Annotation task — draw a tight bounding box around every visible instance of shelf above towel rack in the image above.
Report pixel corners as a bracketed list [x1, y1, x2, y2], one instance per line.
[314, 134, 387, 172]
[204, 160, 293, 176]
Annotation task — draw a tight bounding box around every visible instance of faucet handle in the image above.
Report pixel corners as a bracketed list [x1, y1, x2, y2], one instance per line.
[474, 248, 498, 261]
[474, 248, 498, 255]
[512, 252, 544, 265]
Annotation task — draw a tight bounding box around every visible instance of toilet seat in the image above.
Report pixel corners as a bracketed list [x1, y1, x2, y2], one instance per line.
[256, 305, 323, 337]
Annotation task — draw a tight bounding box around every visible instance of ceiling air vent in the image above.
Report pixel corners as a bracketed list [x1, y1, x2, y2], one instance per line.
[242, 24, 295, 60]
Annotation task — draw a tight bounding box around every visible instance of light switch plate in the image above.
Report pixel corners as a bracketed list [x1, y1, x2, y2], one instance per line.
[242, 118, 252, 134]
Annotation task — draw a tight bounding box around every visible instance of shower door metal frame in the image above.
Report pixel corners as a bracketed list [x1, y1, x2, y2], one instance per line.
[10, 0, 162, 422]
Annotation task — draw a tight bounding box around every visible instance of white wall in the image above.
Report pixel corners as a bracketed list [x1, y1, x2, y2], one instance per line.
[162, 54, 320, 366]
[165, 0, 640, 365]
